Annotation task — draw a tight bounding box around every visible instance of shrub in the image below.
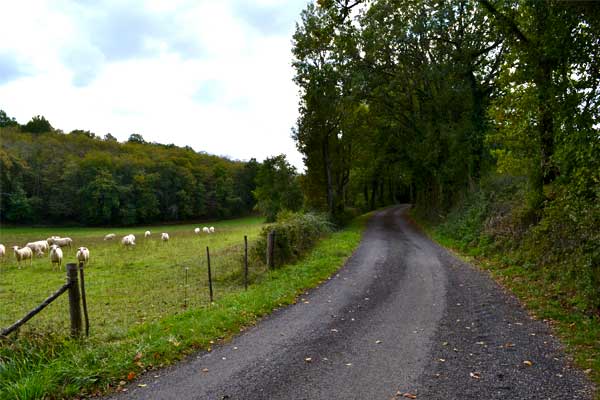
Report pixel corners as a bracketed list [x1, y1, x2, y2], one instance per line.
[250, 212, 333, 267]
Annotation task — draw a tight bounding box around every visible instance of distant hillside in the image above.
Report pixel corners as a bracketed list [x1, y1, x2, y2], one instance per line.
[0, 117, 258, 225]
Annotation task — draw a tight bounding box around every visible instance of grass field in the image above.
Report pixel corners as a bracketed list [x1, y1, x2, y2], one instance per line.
[0, 216, 265, 340]
[0, 214, 369, 399]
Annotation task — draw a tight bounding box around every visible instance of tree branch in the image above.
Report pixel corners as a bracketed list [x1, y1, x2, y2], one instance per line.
[478, 0, 530, 45]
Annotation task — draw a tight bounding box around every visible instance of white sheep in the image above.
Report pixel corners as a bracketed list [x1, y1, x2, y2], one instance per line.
[12, 246, 33, 268]
[194, 227, 200, 234]
[50, 237, 73, 249]
[49, 244, 63, 271]
[209, 226, 215, 233]
[76, 247, 90, 265]
[0, 244, 5, 259]
[144, 230, 151, 238]
[26, 240, 49, 255]
[45, 236, 60, 245]
[161, 232, 170, 242]
[104, 233, 116, 241]
[121, 234, 136, 248]
[202, 226, 210, 234]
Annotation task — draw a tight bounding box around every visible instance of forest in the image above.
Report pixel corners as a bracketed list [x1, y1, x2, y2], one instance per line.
[292, 1, 599, 311]
[0, 113, 263, 225]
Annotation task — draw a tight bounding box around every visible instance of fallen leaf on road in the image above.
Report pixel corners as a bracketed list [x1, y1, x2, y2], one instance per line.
[305, 357, 312, 363]
[442, 342, 449, 346]
[345, 363, 353, 366]
[201, 368, 209, 373]
[470, 372, 481, 379]
[438, 358, 446, 362]
[127, 372, 136, 381]
[523, 360, 533, 366]
[331, 328, 338, 333]
[403, 393, 417, 399]
[137, 384, 147, 388]
[376, 340, 382, 344]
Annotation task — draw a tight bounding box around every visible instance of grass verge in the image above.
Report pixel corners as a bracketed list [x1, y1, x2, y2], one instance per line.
[0, 213, 369, 399]
[414, 218, 599, 399]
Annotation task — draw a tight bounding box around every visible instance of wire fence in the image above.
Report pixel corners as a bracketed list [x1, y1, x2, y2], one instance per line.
[0, 236, 269, 341]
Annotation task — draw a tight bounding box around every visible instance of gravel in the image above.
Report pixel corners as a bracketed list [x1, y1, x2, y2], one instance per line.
[110, 206, 593, 400]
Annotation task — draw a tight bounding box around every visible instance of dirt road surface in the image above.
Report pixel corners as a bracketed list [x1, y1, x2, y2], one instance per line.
[112, 206, 593, 399]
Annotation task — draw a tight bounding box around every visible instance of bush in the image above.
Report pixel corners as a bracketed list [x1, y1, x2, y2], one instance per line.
[250, 212, 333, 267]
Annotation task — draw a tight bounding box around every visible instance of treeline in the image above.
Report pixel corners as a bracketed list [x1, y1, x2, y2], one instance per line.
[292, 1, 599, 309]
[0, 113, 260, 225]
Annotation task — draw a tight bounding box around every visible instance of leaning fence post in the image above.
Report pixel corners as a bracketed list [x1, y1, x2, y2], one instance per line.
[244, 235, 248, 290]
[66, 263, 82, 338]
[78, 262, 90, 337]
[206, 246, 214, 303]
[267, 230, 276, 269]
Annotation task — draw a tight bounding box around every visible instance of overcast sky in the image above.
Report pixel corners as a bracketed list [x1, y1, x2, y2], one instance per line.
[0, 0, 309, 169]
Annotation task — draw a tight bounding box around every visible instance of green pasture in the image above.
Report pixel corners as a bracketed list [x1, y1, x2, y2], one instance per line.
[0, 214, 368, 399]
[0, 216, 265, 340]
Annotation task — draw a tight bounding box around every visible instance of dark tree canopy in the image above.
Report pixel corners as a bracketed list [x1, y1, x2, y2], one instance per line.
[0, 114, 259, 225]
[253, 154, 303, 222]
[22, 115, 53, 134]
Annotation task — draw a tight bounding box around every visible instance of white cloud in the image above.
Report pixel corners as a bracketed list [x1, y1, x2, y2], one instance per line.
[0, 0, 308, 169]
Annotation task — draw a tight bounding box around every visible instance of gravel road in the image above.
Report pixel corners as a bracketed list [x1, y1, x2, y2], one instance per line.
[112, 205, 593, 399]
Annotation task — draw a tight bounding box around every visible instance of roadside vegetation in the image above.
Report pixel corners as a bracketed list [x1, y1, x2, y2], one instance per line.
[0, 212, 368, 399]
[411, 177, 600, 394]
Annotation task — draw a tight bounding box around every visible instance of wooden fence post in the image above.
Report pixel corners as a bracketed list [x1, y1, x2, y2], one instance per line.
[244, 235, 248, 290]
[267, 230, 276, 269]
[66, 263, 82, 338]
[78, 262, 90, 337]
[206, 246, 213, 303]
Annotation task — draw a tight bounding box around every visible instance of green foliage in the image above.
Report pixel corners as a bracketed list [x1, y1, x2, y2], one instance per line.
[5, 184, 32, 222]
[293, 0, 600, 321]
[0, 123, 258, 225]
[22, 115, 52, 134]
[427, 173, 600, 313]
[0, 109, 18, 128]
[253, 154, 303, 222]
[250, 212, 333, 267]
[127, 133, 145, 144]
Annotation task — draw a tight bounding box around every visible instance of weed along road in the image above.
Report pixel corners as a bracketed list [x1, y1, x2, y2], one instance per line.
[113, 206, 593, 399]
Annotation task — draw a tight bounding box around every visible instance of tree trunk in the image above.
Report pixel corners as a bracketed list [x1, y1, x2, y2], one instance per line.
[322, 137, 334, 214]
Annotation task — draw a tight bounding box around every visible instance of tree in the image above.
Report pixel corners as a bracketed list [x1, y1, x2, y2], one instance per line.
[292, 3, 359, 217]
[70, 129, 96, 139]
[479, 0, 599, 209]
[22, 115, 52, 134]
[5, 184, 32, 222]
[0, 109, 18, 127]
[253, 155, 303, 222]
[128, 133, 145, 144]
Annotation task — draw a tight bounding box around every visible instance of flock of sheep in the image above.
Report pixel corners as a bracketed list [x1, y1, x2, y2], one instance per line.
[0, 226, 216, 270]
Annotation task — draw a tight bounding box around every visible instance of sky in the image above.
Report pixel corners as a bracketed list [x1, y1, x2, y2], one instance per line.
[0, 0, 309, 169]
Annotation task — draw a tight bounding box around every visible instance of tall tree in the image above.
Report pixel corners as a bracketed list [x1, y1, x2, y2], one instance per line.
[253, 155, 303, 222]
